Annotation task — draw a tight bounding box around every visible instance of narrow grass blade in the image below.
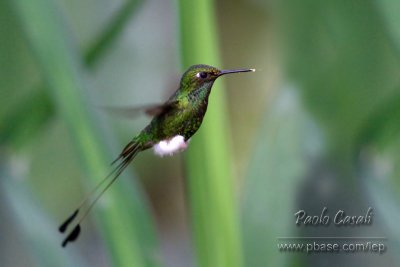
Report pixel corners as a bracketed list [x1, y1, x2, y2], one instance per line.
[11, 0, 160, 266]
[177, 1, 244, 267]
[2, 0, 143, 149]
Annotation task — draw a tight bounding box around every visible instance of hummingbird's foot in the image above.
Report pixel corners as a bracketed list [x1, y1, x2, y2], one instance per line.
[153, 135, 189, 157]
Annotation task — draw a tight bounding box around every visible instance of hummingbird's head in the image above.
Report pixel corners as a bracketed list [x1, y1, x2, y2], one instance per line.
[180, 64, 255, 94]
[180, 64, 221, 89]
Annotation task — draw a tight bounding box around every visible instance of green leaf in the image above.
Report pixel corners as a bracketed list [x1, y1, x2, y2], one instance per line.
[0, 90, 53, 148]
[11, 0, 161, 266]
[1, 0, 143, 149]
[281, 0, 400, 166]
[377, 0, 400, 56]
[84, 0, 144, 67]
[356, 86, 400, 150]
[177, 0, 244, 267]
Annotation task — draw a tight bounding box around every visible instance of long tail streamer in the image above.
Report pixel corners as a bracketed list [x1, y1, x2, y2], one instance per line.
[59, 141, 140, 247]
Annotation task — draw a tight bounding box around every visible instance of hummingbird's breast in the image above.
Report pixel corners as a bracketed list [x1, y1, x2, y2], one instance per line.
[146, 101, 207, 143]
[143, 87, 212, 145]
[181, 105, 207, 139]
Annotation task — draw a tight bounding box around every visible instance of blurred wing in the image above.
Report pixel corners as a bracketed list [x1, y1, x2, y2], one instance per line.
[102, 101, 178, 119]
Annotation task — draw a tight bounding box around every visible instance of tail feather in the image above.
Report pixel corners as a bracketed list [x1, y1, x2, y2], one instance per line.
[112, 138, 141, 165]
[60, 138, 142, 247]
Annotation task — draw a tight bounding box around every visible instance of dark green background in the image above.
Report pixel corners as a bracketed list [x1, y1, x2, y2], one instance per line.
[0, 0, 399, 266]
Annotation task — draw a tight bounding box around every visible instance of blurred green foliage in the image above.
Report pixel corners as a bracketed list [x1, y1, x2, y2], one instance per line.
[178, 0, 243, 267]
[1, 0, 399, 266]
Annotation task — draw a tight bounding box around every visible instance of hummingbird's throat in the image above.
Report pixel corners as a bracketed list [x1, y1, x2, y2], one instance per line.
[153, 135, 189, 157]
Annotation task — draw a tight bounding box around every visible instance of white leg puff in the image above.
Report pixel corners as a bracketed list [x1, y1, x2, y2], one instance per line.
[153, 135, 189, 157]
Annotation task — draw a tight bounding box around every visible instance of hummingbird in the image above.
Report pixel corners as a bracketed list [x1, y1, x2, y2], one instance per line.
[59, 64, 254, 247]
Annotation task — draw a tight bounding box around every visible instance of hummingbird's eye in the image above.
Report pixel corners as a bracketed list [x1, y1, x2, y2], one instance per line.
[196, 72, 208, 79]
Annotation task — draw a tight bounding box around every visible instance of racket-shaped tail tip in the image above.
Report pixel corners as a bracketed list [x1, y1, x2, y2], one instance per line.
[61, 224, 81, 247]
[59, 209, 79, 233]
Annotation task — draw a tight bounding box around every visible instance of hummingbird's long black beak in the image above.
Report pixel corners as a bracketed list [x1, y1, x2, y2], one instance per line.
[219, 68, 255, 76]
